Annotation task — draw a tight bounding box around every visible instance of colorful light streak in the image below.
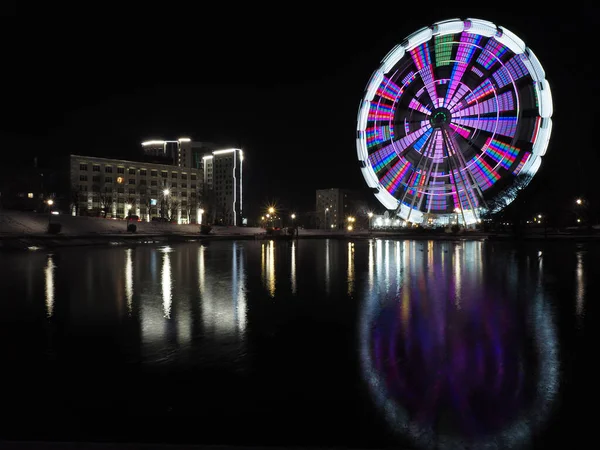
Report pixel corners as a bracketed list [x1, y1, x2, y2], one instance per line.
[366, 125, 394, 147]
[476, 38, 508, 69]
[434, 34, 453, 67]
[381, 158, 412, 195]
[410, 43, 431, 71]
[470, 156, 500, 190]
[483, 138, 520, 169]
[376, 76, 402, 101]
[368, 102, 394, 121]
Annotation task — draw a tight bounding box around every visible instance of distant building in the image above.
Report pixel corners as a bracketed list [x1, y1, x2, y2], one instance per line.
[315, 188, 374, 230]
[69, 155, 204, 224]
[202, 149, 243, 226]
[141, 138, 219, 169]
[0, 159, 60, 211]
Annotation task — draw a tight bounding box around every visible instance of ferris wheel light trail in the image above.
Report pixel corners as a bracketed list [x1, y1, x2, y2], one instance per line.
[356, 18, 553, 226]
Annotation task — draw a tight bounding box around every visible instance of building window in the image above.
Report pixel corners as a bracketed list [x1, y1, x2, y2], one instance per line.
[171, 182, 177, 188]
[105, 166, 113, 173]
[191, 184, 196, 189]
[181, 173, 187, 180]
[139, 179, 147, 185]
[128, 168, 136, 175]
[117, 187, 125, 194]
[92, 175, 100, 182]
[151, 180, 157, 186]
[80, 175, 88, 181]
[79, 163, 88, 171]
[27, 192, 34, 198]
[191, 174, 197, 181]
[151, 190, 157, 196]
[172, 172, 177, 178]
[93, 165, 100, 172]
[151, 170, 157, 177]
[191, 192, 196, 198]
[140, 169, 147, 176]
[105, 177, 113, 183]
[181, 183, 187, 188]
[117, 167, 125, 174]
[129, 188, 136, 194]
[79, 185, 88, 192]
[117, 208, 124, 214]
[129, 179, 135, 185]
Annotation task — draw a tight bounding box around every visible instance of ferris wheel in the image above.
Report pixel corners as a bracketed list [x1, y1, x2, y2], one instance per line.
[356, 18, 553, 226]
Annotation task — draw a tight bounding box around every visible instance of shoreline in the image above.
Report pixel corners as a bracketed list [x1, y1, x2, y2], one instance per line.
[2, 230, 600, 251]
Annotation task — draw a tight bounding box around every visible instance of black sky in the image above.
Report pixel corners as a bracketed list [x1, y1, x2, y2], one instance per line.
[2, 4, 599, 215]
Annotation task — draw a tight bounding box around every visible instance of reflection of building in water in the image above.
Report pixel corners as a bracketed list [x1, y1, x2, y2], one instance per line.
[347, 242, 355, 295]
[162, 249, 172, 318]
[200, 243, 247, 338]
[125, 249, 133, 315]
[261, 240, 276, 298]
[141, 244, 247, 352]
[291, 241, 297, 295]
[45, 255, 55, 318]
[575, 251, 585, 319]
[359, 240, 559, 449]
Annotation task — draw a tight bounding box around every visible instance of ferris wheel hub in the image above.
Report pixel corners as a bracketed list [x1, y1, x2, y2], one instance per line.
[429, 107, 452, 128]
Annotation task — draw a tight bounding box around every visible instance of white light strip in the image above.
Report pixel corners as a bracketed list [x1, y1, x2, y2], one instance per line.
[380, 44, 405, 74]
[202, 155, 213, 160]
[213, 148, 241, 155]
[178, 138, 191, 142]
[142, 140, 165, 146]
[232, 150, 237, 226]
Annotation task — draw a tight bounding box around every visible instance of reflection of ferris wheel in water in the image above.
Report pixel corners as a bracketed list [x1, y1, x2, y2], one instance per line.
[356, 18, 553, 226]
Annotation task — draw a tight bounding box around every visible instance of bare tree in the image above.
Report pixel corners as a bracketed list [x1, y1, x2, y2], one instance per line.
[70, 182, 82, 216]
[185, 197, 198, 223]
[480, 172, 534, 233]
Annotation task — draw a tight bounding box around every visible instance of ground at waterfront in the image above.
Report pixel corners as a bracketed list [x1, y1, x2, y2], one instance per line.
[1, 210, 600, 251]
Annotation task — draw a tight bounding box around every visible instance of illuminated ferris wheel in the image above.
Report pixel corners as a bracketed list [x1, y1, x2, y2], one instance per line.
[356, 18, 553, 226]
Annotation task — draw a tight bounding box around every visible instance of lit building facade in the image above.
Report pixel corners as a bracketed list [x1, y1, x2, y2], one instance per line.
[141, 138, 218, 169]
[69, 155, 204, 224]
[202, 149, 243, 226]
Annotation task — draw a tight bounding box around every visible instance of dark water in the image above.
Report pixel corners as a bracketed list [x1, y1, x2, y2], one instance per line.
[0, 239, 596, 449]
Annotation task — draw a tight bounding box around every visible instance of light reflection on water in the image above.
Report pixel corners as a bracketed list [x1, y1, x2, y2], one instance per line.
[44, 254, 55, 318]
[0, 239, 594, 447]
[359, 239, 559, 449]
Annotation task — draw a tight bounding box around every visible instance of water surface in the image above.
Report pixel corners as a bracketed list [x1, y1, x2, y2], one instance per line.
[0, 239, 596, 448]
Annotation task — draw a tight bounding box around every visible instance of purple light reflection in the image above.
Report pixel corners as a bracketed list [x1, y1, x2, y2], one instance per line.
[359, 240, 558, 449]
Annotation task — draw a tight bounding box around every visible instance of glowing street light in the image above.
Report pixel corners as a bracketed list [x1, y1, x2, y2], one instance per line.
[163, 189, 170, 196]
[46, 199, 54, 226]
[576, 198, 582, 205]
[268, 207, 275, 214]
[291, 213, 296, 219]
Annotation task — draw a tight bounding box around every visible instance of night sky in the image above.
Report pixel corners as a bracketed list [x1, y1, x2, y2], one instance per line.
[2, 5, 598, 216]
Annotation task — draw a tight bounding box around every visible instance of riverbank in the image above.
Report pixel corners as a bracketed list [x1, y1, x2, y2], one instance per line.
[2, 210, 600, 250]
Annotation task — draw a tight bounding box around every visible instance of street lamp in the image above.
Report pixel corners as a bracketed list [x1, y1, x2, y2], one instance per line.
[325, 207, 329, 230]
[268, 207, 275, 214]
[46, 199, 54, 226]
[576, 198, 582, 205]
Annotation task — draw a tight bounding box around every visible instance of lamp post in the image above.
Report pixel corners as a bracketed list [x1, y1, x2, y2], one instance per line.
[125, 203, 132, 229]
[325, 207, 329, 231]
[368, 212, 373, 232]
[46, 199, 54, 226]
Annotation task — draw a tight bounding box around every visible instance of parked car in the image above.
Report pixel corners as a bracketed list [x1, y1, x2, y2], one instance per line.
[127, 214, 141, 222]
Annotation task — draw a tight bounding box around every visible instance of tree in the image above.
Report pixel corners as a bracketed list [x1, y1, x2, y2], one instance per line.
[480, 173, 534, 235]
[185, 197, 198, 223]
[70, 182, 82, 216]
